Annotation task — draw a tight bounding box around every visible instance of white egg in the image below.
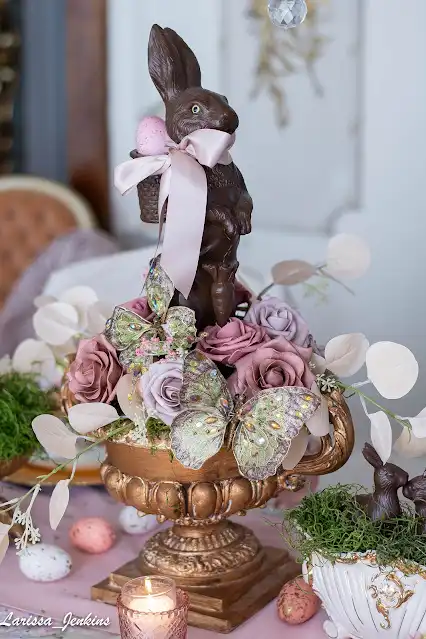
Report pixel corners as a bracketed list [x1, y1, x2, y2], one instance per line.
[118, 507, 159, 535]
[19, 543, 72, 582]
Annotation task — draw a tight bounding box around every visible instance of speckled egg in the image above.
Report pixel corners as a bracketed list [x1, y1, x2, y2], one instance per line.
[136, 116, 167, 156]
[19, 543, 72, 582]
[277, 576, 321, 625]
[119, 506, 160, 535]
[69, 517, 116, 554]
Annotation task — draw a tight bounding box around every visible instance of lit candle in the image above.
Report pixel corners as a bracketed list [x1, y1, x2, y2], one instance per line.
[117, 576, 186, 639]
[126, 577, 176, 614]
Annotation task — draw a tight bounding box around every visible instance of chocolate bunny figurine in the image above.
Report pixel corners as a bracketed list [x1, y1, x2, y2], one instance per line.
[135, 25, 253, 328]
[403, 471, 426, 534]
[356, 443, 408, 521]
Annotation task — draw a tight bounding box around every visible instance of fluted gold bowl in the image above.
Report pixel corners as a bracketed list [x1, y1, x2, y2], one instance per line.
[94, 390, 354, 632]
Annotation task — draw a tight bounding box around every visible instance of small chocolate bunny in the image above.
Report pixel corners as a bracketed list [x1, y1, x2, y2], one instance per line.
[403, 470, 426, 534]
[356, 443, 408, 521]
[135, 25, 253, 328]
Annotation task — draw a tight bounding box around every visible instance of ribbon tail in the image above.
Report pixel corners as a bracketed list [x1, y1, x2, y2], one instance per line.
[158, 167, 172, 234]
[114, 156, 169, 195]
[161, 152, 207, 299]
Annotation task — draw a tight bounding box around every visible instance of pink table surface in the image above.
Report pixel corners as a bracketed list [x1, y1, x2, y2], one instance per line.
[0, 483, 326, 638]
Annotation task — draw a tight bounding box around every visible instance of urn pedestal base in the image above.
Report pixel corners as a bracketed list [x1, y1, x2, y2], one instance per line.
[91, 521, 300, 633]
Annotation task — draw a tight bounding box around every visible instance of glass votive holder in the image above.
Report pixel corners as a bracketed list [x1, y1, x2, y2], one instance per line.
[117, 576, 189, 639]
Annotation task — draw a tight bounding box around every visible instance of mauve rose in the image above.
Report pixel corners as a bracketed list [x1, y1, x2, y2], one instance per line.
[121, 296, 153, 320]
[197, 318, 270, 365]
[139, 360, 183, 426]
[227, 337, 315, 398]
[245, 297, 309, 346]
[68, 334, 123, 403]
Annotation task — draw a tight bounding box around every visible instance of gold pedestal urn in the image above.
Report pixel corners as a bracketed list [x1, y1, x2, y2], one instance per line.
[92, 390, 354, 633]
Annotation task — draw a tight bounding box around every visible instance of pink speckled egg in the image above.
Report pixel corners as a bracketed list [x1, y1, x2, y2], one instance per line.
[69, 517, 116, 554]
[136, 116, 167, 156]
[277, 576, 320, 625]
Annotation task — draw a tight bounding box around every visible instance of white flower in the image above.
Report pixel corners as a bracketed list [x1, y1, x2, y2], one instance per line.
[11, 339, 60, 388]
[33, 286, 113, 348]
[316, 374, 339, 393]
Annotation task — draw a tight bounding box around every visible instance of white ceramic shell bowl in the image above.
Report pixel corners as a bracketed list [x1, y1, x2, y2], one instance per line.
[303, 551, 426, 639]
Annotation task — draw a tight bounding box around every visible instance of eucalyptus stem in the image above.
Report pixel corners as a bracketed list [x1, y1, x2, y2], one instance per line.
[318, 268, 355, 296]
[36, 420, 129, 483]
[0, 420, 130, 517]
[257, 282, 274, 300]
[338, 382, 410, 430]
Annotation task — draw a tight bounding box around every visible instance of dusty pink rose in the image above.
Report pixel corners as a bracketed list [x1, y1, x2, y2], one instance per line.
[197, 318, 270, 365]
[139, 360, 183, 426]
[121, 296, 153, 320]
[227, 337, 315, 398]
[68, 334, 123, 403]
[245, 297, 310, 346]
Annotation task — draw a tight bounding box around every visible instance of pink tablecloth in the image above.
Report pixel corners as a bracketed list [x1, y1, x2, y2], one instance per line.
[0, 483, 326, 638]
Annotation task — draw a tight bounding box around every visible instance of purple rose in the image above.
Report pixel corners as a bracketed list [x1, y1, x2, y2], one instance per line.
[227, 337, 315, 399]
[197, 318, 270, 365]
[121, 296, 154, 320]
[245, 297, 310, 346]
[68, 334, 123, 404]
[139, 360, 183, 426]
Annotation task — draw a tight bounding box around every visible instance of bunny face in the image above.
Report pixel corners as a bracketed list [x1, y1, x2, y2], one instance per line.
[166, 87, 239, 142]
[148, 25, 239, 142]
[377, 463, 409, 490]
[403, 472, 426, 502]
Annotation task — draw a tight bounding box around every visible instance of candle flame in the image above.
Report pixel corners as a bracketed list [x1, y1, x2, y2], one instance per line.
[145, 577, 153, 595]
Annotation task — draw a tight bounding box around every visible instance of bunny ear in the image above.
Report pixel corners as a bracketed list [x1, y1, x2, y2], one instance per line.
[148, 24, 188, 103]
[164, 28, 202, 88]
[362, 442, 383, 469]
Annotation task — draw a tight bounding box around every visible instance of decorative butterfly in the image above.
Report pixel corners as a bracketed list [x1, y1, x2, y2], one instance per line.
[170, 351, 321, 480]
[104, 305, 197, 372]
[145, 256, 175, 317]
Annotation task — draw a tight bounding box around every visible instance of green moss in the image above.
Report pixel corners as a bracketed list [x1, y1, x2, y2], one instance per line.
[95, 419, 134, 441]
[0, 372, 55, 461]
[285, 484, 426, 569]
[146, 417, 170, 443]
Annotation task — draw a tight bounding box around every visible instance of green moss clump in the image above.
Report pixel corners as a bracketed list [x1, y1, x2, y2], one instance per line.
[95, 419, 134, 441]
[0, 372, 56, 461]
[285, 484, 426, 569]
[146, 417, 170, 443]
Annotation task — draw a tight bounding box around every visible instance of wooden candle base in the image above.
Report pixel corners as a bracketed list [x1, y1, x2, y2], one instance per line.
[92, 544, 299, 633]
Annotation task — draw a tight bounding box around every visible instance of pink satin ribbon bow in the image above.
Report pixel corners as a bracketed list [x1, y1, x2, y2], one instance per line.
[114, 129, 235, 300]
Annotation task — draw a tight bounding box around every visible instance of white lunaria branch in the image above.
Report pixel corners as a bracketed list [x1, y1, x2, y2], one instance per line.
[326, 233, 371, 280]
[324, 333, 369, 377]
[366, 341, 419, 399]
[67, 403, 120, 435]
[32, 415, 78, 459]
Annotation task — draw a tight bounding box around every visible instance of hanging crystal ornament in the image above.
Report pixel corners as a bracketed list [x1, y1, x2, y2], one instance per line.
[267, 0, 308, 29]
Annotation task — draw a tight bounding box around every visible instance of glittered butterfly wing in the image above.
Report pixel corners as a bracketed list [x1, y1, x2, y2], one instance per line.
[232, 387, 320, 481]
[104, 306, 155, 372]
[146, 256, 174, 317]
[104, 307, 153, 350]
[163, 306, 197, 353]
[170, 351, 233, 470]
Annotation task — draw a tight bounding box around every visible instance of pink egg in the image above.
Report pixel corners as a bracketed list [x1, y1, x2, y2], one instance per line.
[136, 116, 167, 156]
[69, 517, 116, 554]
[277, 576, 321, 625]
